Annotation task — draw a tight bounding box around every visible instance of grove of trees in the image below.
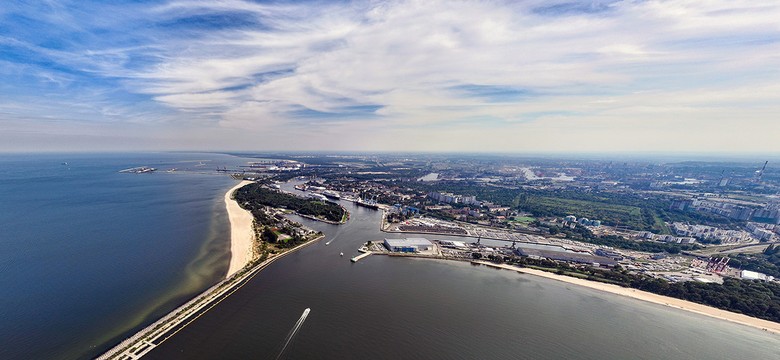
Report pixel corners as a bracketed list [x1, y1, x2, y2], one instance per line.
[235, 183, 346, 223]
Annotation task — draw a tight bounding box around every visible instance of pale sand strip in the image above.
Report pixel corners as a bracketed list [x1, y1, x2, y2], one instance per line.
[474, 261, 780, 335]
[225, 180, 255, 279]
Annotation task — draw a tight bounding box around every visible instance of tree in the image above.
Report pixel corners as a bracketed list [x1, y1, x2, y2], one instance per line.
[262, 227, 278, 243]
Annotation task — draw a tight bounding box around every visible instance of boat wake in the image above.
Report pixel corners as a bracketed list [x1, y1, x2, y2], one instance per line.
[275, 308, 310, 360]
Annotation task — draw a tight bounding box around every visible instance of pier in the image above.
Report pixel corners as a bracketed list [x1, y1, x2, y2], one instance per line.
[350, 251, 373, 263]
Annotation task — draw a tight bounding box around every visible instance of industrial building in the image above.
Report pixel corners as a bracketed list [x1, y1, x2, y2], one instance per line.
[439, 240, 468, 249]
[384, 238, 434, 253]
[741, 270, 772, 281]
[514, 247, 618, 267]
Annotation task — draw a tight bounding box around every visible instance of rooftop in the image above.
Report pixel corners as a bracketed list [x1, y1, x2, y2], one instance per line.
[384, 238, 434, 247]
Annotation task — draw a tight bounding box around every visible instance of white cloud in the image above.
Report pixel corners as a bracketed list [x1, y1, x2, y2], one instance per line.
[2, 0, 780, 152]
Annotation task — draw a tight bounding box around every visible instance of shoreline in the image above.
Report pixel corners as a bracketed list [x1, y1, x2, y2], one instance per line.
[225, 180, 255, 278]
[297, 211, 348, 225]
[97, 233, 325, 360]
[96, 186, 777, 359]
[96, 182, 326, 360]
[473, 260, 780, 335]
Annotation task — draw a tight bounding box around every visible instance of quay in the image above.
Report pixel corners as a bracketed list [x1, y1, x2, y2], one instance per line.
[351, 251, 373, 263]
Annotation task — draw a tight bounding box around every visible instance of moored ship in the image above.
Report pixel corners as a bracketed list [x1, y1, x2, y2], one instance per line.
[307, 193, 329, 202]
[355, 197, 379, 210]
[323, 190, 341, 200]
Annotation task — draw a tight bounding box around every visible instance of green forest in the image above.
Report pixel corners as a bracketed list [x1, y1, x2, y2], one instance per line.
[400, 181, 735, 233]
[728, 245, 780, 278]
[235, 183, 346, 223]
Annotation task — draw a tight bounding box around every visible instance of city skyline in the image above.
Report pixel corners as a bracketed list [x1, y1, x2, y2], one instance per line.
[2, 0, 779, 153]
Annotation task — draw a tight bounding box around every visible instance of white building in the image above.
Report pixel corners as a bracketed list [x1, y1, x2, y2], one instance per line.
[741, 270, 771, 281]
[384, 238, 434, 253]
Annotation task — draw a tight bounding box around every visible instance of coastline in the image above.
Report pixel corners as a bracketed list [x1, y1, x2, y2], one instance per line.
[97, 233, 326, 360]
[378, 210, 780, 335]
[225, 180, 255, 278]
[474, 261, 780, 335]
[297, 211, 348, 225]
[96, 183, 326, 360]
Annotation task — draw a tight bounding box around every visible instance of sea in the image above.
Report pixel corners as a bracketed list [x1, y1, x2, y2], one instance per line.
[0, 153, 243, 359]
[1, 154, 779, 360]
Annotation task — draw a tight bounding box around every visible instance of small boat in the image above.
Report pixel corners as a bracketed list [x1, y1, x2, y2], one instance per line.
[340, 252, 344, 256]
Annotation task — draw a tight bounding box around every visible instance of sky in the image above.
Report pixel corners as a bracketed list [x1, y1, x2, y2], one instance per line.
[1, 0, 779, 153]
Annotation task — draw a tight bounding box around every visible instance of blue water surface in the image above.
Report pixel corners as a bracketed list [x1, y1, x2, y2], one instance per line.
[0, 152, 243, 359]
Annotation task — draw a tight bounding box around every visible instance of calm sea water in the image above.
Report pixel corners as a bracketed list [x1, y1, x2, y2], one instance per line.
[146, 182, 780, 360]
[0, 153, 244, 359]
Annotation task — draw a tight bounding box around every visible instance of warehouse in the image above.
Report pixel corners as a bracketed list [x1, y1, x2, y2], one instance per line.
[741, 270, 771, 281]
[515, 247, 617, 267]
[383, 238, 434, 253]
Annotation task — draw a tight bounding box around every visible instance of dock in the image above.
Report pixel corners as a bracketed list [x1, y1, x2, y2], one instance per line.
[351, 251, 373, 263]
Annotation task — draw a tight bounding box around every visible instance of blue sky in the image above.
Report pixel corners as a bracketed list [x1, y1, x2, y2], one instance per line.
[1, 0, 779, 152]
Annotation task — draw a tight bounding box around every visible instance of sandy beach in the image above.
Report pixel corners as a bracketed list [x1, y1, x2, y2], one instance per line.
[475, 261, 780, 335]
[225, 180, 255, 278]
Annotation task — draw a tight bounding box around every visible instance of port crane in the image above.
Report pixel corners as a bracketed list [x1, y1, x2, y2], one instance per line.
[756, 161, 768, 182]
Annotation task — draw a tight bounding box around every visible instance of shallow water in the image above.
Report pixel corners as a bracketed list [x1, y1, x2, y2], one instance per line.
[0, 153, 243, 359]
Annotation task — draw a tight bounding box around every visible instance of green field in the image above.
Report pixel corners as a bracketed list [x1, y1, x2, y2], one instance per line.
[650, 211, 672, 234]
[511, 216, 536, 224]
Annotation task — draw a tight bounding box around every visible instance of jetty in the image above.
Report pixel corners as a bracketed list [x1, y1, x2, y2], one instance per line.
[97, 234, 325, 360]
[350, 251, 373, 263]
[119, 166, 156, 174]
